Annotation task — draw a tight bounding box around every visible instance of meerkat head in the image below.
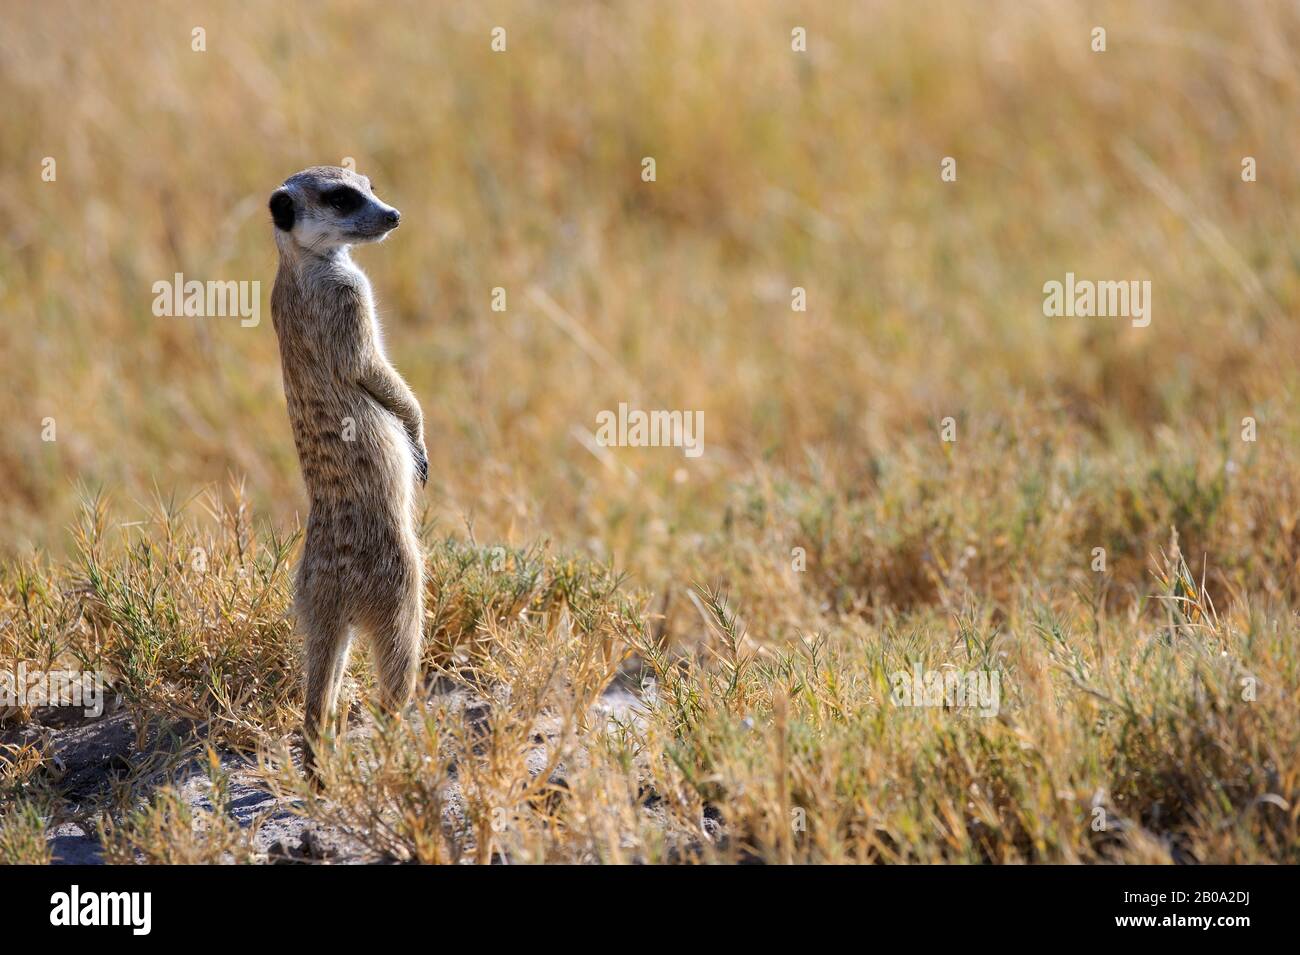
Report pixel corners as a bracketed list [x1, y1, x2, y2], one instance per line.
[269, 166, 400, 256]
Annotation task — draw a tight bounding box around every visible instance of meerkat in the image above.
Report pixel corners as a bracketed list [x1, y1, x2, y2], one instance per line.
[267, 166, 427, 777]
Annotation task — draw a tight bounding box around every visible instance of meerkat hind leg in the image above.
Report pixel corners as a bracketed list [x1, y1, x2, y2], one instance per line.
[302, 611, 353, 778]
[361, 579, 422, 717]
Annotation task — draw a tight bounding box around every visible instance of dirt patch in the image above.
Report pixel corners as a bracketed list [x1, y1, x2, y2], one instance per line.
[23, 680, 650, 865]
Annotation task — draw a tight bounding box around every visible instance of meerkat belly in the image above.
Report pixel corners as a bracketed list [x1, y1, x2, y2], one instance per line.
[286, 386, 412, 506]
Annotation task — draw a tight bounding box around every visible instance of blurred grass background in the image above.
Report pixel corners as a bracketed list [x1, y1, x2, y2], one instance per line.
[5, 0, 1300, 864]
[2, 0, 1300, 626]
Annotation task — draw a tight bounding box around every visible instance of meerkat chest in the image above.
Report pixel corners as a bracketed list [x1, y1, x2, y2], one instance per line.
[329, 259, 385, 347]
[335, 257, 374, 306]
[338, 261, 389, 356]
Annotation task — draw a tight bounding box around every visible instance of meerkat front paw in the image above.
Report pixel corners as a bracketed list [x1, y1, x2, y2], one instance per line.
[414, 442, 429, 486]
[402, 429, 428, 486]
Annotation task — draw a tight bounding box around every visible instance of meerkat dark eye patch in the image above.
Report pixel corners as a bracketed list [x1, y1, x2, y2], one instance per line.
[269, 189, 295, 231]
[322, 186, 365, 215]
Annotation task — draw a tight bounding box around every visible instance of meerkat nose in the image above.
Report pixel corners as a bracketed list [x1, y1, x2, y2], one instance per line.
[386, 209, 401, 227]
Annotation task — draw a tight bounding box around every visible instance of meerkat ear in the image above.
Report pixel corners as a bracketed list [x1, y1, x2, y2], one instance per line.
[269, 189, 295, 231]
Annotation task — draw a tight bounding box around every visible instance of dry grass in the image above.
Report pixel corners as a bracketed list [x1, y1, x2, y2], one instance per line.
[1, 0, 1299, 862]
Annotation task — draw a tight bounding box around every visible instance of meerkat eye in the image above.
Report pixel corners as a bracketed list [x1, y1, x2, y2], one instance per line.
[322, 186, 364, 215]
